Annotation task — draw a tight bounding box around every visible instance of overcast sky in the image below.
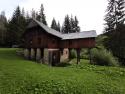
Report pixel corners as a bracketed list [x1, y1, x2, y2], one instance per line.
[0, 0, 108, 34]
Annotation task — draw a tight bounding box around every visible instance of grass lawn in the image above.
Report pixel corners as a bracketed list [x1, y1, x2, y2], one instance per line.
[0, 48, 125, 94]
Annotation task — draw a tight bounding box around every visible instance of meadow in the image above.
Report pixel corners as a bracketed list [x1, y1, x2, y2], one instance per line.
[0, 48, 125, 94]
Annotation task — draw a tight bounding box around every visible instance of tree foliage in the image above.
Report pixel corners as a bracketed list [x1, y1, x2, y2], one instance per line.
[104, 0, 125, 33]
[36, 4, 47, 25]
[0, 11, 7, 46]
[6, 6, 27, 47]
[62, 15, 80, 33]
[51, 18, 60, 32]
[104, 0, 125, 64]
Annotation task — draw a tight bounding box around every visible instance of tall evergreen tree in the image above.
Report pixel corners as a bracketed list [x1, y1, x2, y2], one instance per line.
[70, 15, 75, 33]
[31, 9, 36, 19]
[51, 18, 57, 30]
[57, 21, 61, 32]
[26, 11, 30, 20]
[0, 11, 7, 46]
[116, 0, 125, 25]
[104, 0, 125, 64]
[51, 18, 61, 32]
[62, 15, 71, 33]
[6, 6, 27, 46]
[39, 4, 47, 25]
[74, 16, 80, 32]
[104, 0, 125, 33]
[62, 15, 80, 33]
[22, 8, 25, 17]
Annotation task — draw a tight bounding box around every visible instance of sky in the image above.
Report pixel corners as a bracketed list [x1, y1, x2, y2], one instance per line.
[0, 0, 108, 34]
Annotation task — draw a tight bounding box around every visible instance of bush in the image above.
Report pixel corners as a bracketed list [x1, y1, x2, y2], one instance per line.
[70, 49, 76, 59]
[80, 49, 89, 59]
[91, 48, 119, 66]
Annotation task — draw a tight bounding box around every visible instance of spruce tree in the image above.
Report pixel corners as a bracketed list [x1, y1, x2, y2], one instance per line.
[70, 15, 75, 33]
[57, 21, 61, 32]
[51, 18, 61, 32]
[62, 15, 71, 33]
[62, 15, 80, 33]
[104, 0, 125, 33]
[104, 0, 125, 63]
[0, 11, 7, 46]
[31, 9, 36, 19]
[116, 0, 125, 25]
[51, 18, 57, 30]
[74, 16, 80, 32]
[39, 4, 47, 25]
[6, 6, 27, 46]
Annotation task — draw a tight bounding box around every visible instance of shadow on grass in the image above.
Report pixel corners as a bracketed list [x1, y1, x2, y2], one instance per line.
[56, 63, 71, 67]
[56, 59, 71, 67]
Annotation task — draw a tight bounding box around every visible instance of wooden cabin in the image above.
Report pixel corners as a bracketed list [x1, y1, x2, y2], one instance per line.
[23, 19, 97, 65]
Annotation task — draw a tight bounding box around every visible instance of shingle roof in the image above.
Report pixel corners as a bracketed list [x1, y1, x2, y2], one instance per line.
[62, 30, 97, 40]
[27, 19, 97, 39]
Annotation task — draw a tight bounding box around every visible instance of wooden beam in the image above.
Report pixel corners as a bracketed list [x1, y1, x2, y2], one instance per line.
[76, 48, 81, 64]
[89, 48, 92, 64]
[68, 48, 72, 60]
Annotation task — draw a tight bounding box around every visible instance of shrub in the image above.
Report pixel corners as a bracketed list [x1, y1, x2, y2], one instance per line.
[91, 48, 119, 66]
[80, 49, 89, 59]
[70, 49, 76, 59]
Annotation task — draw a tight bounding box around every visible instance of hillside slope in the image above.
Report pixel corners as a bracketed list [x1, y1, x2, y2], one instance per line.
[0, 48, 125, 94]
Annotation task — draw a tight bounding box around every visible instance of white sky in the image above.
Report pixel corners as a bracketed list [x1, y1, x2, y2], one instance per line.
[0, 0, 108, 34]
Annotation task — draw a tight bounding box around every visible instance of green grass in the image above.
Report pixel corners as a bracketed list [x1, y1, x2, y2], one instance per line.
[0, 48, 125, 94]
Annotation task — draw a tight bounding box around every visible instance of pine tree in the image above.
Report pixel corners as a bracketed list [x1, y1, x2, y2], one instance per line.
[104, 0, 125, 63]
[39, 4, 47, 25]
[22, 8, 25, 17]
[51, 18, 61, 32]
[104, 0, 125, 33]
[31, 9, 36, 19]
[104, 0, 116, 33]
[6, 6, 27, 46]
[116, 0, 125, 25]
[70, 15, 75, 33]
[62, 15, 71, 33]
[74, 16, 80, 32]
[26, 11, 30, 20]
[51, 18, 57, 30]
[0, 11, 7, 46]
[57, 21, 61, 32]
[62, 15, 80, 33]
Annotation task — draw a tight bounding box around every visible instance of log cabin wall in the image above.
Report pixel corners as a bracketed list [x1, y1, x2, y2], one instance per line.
[24, 26, 60, 49]
[60, 38, 95, 49]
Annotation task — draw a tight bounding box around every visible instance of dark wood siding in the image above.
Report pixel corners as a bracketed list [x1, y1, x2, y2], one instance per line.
[24, 26, 60, 48]
[60, 38, 95, 48]
[24, 26, 96, 49]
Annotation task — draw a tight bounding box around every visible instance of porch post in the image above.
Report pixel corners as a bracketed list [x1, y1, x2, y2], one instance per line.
[89, 48, 92, 64]
[68, 48, 72, 60]
[76, 48, 81, 64]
